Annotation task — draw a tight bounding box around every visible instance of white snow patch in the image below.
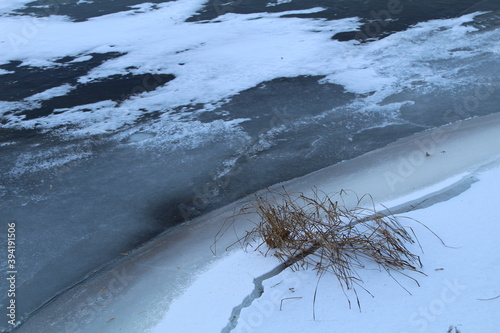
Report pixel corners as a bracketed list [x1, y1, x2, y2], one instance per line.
[0, 68, 14, 75]
[266, 0, 293, 7]
[145, 113, 500, 333]
[149, 250, 280, 333]
[25, 84, 75, 102]
[323, 67, 396, 94]
[69, 55, 93, 63]
[0, 0, 33, 15]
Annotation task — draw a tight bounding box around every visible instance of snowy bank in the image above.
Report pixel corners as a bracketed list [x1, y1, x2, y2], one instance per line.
[12, 112, 500, 333]
[228, 156, 500, 333]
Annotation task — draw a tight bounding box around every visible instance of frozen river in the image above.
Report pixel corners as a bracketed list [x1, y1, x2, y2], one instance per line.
[0, 0, 499, 331]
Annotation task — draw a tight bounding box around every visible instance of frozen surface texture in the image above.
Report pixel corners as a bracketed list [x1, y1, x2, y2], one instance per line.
[12, 112, 500, 333]
[1, 1, 499, 331]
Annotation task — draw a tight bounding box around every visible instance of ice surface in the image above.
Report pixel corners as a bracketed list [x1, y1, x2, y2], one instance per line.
[12, 112, 500, 333]
[1, 3, 499, 331]
[1, 5, 498, 140]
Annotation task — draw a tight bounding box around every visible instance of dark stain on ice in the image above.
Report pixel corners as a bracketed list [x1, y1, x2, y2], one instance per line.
[195, 75, 355, 136]
[19, 73, 175, 120]
[0, 52, 124, 102]
[188, 0, 500, 42]
[11, 0, 176, 22]
[351, 123, 424, 149]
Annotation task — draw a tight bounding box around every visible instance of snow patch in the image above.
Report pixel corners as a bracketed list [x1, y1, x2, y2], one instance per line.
[266, 0, 293, 7]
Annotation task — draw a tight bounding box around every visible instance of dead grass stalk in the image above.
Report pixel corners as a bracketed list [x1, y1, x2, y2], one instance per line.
[235, 188, 425, 311]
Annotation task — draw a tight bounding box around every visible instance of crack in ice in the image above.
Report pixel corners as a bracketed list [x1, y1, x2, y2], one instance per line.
[221, 264, 287, 333]
[221, 174, 478, 332]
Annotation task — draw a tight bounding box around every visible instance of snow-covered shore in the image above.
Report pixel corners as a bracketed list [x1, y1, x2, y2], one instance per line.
[150, 114, 500, 333]
[212, 156, 500, 333]
[12, 113, 500, 333]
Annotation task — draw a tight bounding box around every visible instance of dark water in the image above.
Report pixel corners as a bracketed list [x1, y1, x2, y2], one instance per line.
[12, 0, 500, 36]
[188, 0, 500, 40]
[0, 52, 174, 120]
[0, 52, 123, 102]
[22, 73, 174, 119]
[0, 1, 499, 331]
[12, 0, 176, 22]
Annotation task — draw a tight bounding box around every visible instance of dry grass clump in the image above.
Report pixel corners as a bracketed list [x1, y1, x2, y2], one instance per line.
[237, 188, 425, 309]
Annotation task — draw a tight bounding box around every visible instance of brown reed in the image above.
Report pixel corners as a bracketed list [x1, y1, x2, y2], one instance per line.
[236, 188, 425, 311]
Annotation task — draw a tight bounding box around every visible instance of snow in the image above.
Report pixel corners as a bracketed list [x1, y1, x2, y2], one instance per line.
[0, 3, 498, 141]
[145, 120, 500, 333]
[2, 2, 499, 331]
[266, 0, 293, 8]
[0, 0, 33, 15]
[13, 111, 500, 333]
[0, 68, 14, 75]
[322, 67, 395, 94]
[233, 161, 500, 333]
[24, 84, 75, 102]
[149, 251, 279, 333]
[6, 145, 93, 177]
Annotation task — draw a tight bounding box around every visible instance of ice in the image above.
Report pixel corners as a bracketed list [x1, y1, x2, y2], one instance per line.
[1, 4, 499, 331]
[12, 112, 500, 333]
[1, 4, 497, 139]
